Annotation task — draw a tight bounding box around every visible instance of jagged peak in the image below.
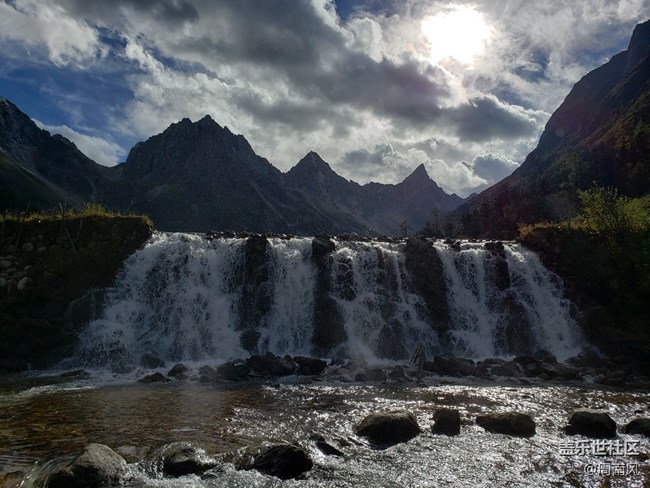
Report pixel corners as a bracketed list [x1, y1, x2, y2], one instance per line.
[402, 163, 432, 183]
[293, 151, 334, 173]
[625, 19, 650, 72]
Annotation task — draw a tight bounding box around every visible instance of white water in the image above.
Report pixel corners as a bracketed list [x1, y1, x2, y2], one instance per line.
[77, 234, 583, 367]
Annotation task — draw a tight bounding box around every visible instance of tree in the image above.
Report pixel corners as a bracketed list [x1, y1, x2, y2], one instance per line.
[577, 185, 647, 235]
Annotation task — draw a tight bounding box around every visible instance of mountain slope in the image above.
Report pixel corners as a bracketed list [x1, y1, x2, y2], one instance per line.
[0, 97, 110, 209]
[452, 19, 650, 237]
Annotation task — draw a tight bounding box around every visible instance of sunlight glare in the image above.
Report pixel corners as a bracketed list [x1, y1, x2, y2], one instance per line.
[421, 6, 492, 65]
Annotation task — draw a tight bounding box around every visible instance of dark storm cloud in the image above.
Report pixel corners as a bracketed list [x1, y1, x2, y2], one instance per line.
[58, 0, 199, 26]
[445, 95, 540, 141]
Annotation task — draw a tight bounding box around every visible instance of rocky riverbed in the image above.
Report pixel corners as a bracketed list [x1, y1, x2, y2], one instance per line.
[1, 355, 649, 487]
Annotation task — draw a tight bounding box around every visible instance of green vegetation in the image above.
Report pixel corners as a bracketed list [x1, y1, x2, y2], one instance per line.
[1, 203, 153, 227]
[518, 186, 650, 361]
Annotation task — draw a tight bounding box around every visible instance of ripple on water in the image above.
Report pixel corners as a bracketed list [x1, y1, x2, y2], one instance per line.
[0, 378, 648, 487]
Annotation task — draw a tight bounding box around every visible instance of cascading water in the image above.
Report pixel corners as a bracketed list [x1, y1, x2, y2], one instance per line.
[76, 233, 583, 368]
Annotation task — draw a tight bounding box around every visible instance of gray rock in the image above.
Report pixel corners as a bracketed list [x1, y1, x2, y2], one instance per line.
[234, 444, 313, 480]
[246, 353, 295, 376]
[216, 361, 251, 380]
[565, 409, 617, 439]
[623, 417, 650, 437]
[432, 408, 461, 436]
[142, 442, 219, 477]
[137, 372, 170, 384]
[167, 363, 189, 378]
[41, 443, 128, 487]
[433, 356, 476, 376]
[294, 356, 327, 375]
[354, 368, 388, 382]
[490, 361, 524, 377]
[476, 412, 536, 437]
[356, 410, 421, 445]
[21, 242, 34, 253]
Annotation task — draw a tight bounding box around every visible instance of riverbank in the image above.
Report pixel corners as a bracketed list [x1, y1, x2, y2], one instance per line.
[0, 209, 153, 371]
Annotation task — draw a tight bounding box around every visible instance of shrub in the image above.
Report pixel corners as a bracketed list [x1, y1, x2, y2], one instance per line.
[577, 186, 648, 235]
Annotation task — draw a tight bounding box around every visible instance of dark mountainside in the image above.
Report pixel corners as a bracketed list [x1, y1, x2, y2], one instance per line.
[0, 99, 113, 210]
[0, 100, 463, 235]
[451, 19, 650, 238]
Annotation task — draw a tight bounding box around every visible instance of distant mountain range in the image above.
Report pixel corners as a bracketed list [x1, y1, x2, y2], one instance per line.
[0, 99, 462, 235]
[451, 19, 650, 237]
[2, 19, 648, 237]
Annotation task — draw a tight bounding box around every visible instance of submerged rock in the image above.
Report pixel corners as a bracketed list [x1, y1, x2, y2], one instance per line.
[623, 417, 650, 437]
[311, 435, 344, 457]
[216, 361, 251, 381]
[246, 353, 295, 376]
[431, 408, 461, 436]
[476, 412, 536, 437]
[356, 410, 421, 445]
[167, 363, 189, 378]
[490, 361, 523, 377]
[40, 443, 128, 488]
[294, 356, 327, 375]
[564, 409, 617, 438]
[354, 368, 388, 382]
[234, 444, 313, 480]
[138, 372, 170, 384]
[433, 356, 476, 377]
[142, 442, 220, 477]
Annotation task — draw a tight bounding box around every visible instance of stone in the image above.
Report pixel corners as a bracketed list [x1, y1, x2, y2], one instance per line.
[356, 410, 421, 445]
[42, 443, 128, 488]
[198, 365, 219, 381]
[564, 409, 617, 439]
[432, 408, 461, 436]
[142, 442, 219, 477]
[216, 361, 251, 380]
[533, 349, 557, 363]
[140, 352, 165, 369]
[476, 412, 536, 437]
[433, 356, 476, 376]
[623, 417, 650, 437]
[6, 279, 16, 297]
[294, 356, 327, 375]
[21, 242, 34, 253]
[246, 352, 295, 376]
[490, 361, 524, 377]
[311, 235, 336, 260]
[0, 260, 11, 269]
[235, 444, 313, 480]
[167, 363, 189, 378]
[354, 368, 388, 382]
[311, 435, 344, 457]
[137, 372, 170, 384]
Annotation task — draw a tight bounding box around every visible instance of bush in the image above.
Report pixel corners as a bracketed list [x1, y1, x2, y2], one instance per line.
[577, 186, 648, 235]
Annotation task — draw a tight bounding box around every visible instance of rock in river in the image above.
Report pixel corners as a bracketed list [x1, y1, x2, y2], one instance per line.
[356, 410, 421, 445]
[476, 412, 536, 437]
[564, 409, 617, 439]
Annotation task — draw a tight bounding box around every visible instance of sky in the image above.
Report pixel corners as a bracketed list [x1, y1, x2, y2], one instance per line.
[0, 0, 648, 197]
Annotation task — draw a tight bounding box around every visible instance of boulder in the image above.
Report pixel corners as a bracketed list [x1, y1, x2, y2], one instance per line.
[138, 372, 170, 384]
[294, 356, 327, 375]
[216, 361, 251, 381]
[142, 442, 219, 477]
[513, 356, 543, 377]
[433, 356, 475, 377]
[16, 276, 33, 292]
[476, 412, 536, 437]
[623, 417, 650, 437]
[564, 409, 617, 438]
[533, 349, 557, 364]
[311, 235, 336, 260]
[490, 361, 524, 377]
[311, 435, 344, 457]
[356, 410, 421, 445]
[246, 353, 295, 376]
[42, 444, 128, 488]
[431, 408, 461, 436]
[167, 363, 189, 378]
[354, 368, 388, 382]
[234, 444, 313, 480]
[198, 365, 219, 382]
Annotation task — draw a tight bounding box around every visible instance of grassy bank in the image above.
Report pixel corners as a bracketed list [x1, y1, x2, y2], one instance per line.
[0, 206, 153, 371]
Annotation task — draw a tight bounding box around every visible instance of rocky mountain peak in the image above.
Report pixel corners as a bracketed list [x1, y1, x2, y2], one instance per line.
[625, 19, 650, 72]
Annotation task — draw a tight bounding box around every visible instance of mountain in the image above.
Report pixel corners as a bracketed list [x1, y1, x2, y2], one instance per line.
[0, 97, 111, 209]
[452, 19, 650, 237]
[0, 101, 463, 235]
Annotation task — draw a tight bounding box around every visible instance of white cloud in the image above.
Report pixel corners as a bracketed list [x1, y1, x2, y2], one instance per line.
[0, 0, 100, 65]
[2, 0, 647, 196]
[34, 120, 123, 166]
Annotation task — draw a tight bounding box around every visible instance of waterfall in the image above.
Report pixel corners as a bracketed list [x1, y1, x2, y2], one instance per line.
[76, 234, 583, 367]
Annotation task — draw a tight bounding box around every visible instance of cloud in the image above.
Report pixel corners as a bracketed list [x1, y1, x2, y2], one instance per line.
[0, 0, 647, 197]
[34, 120, 124, 166]
[0, 0, 100, 65]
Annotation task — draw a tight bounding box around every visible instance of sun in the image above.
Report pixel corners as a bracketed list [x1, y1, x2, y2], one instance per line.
[421, 6, 492, 65]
